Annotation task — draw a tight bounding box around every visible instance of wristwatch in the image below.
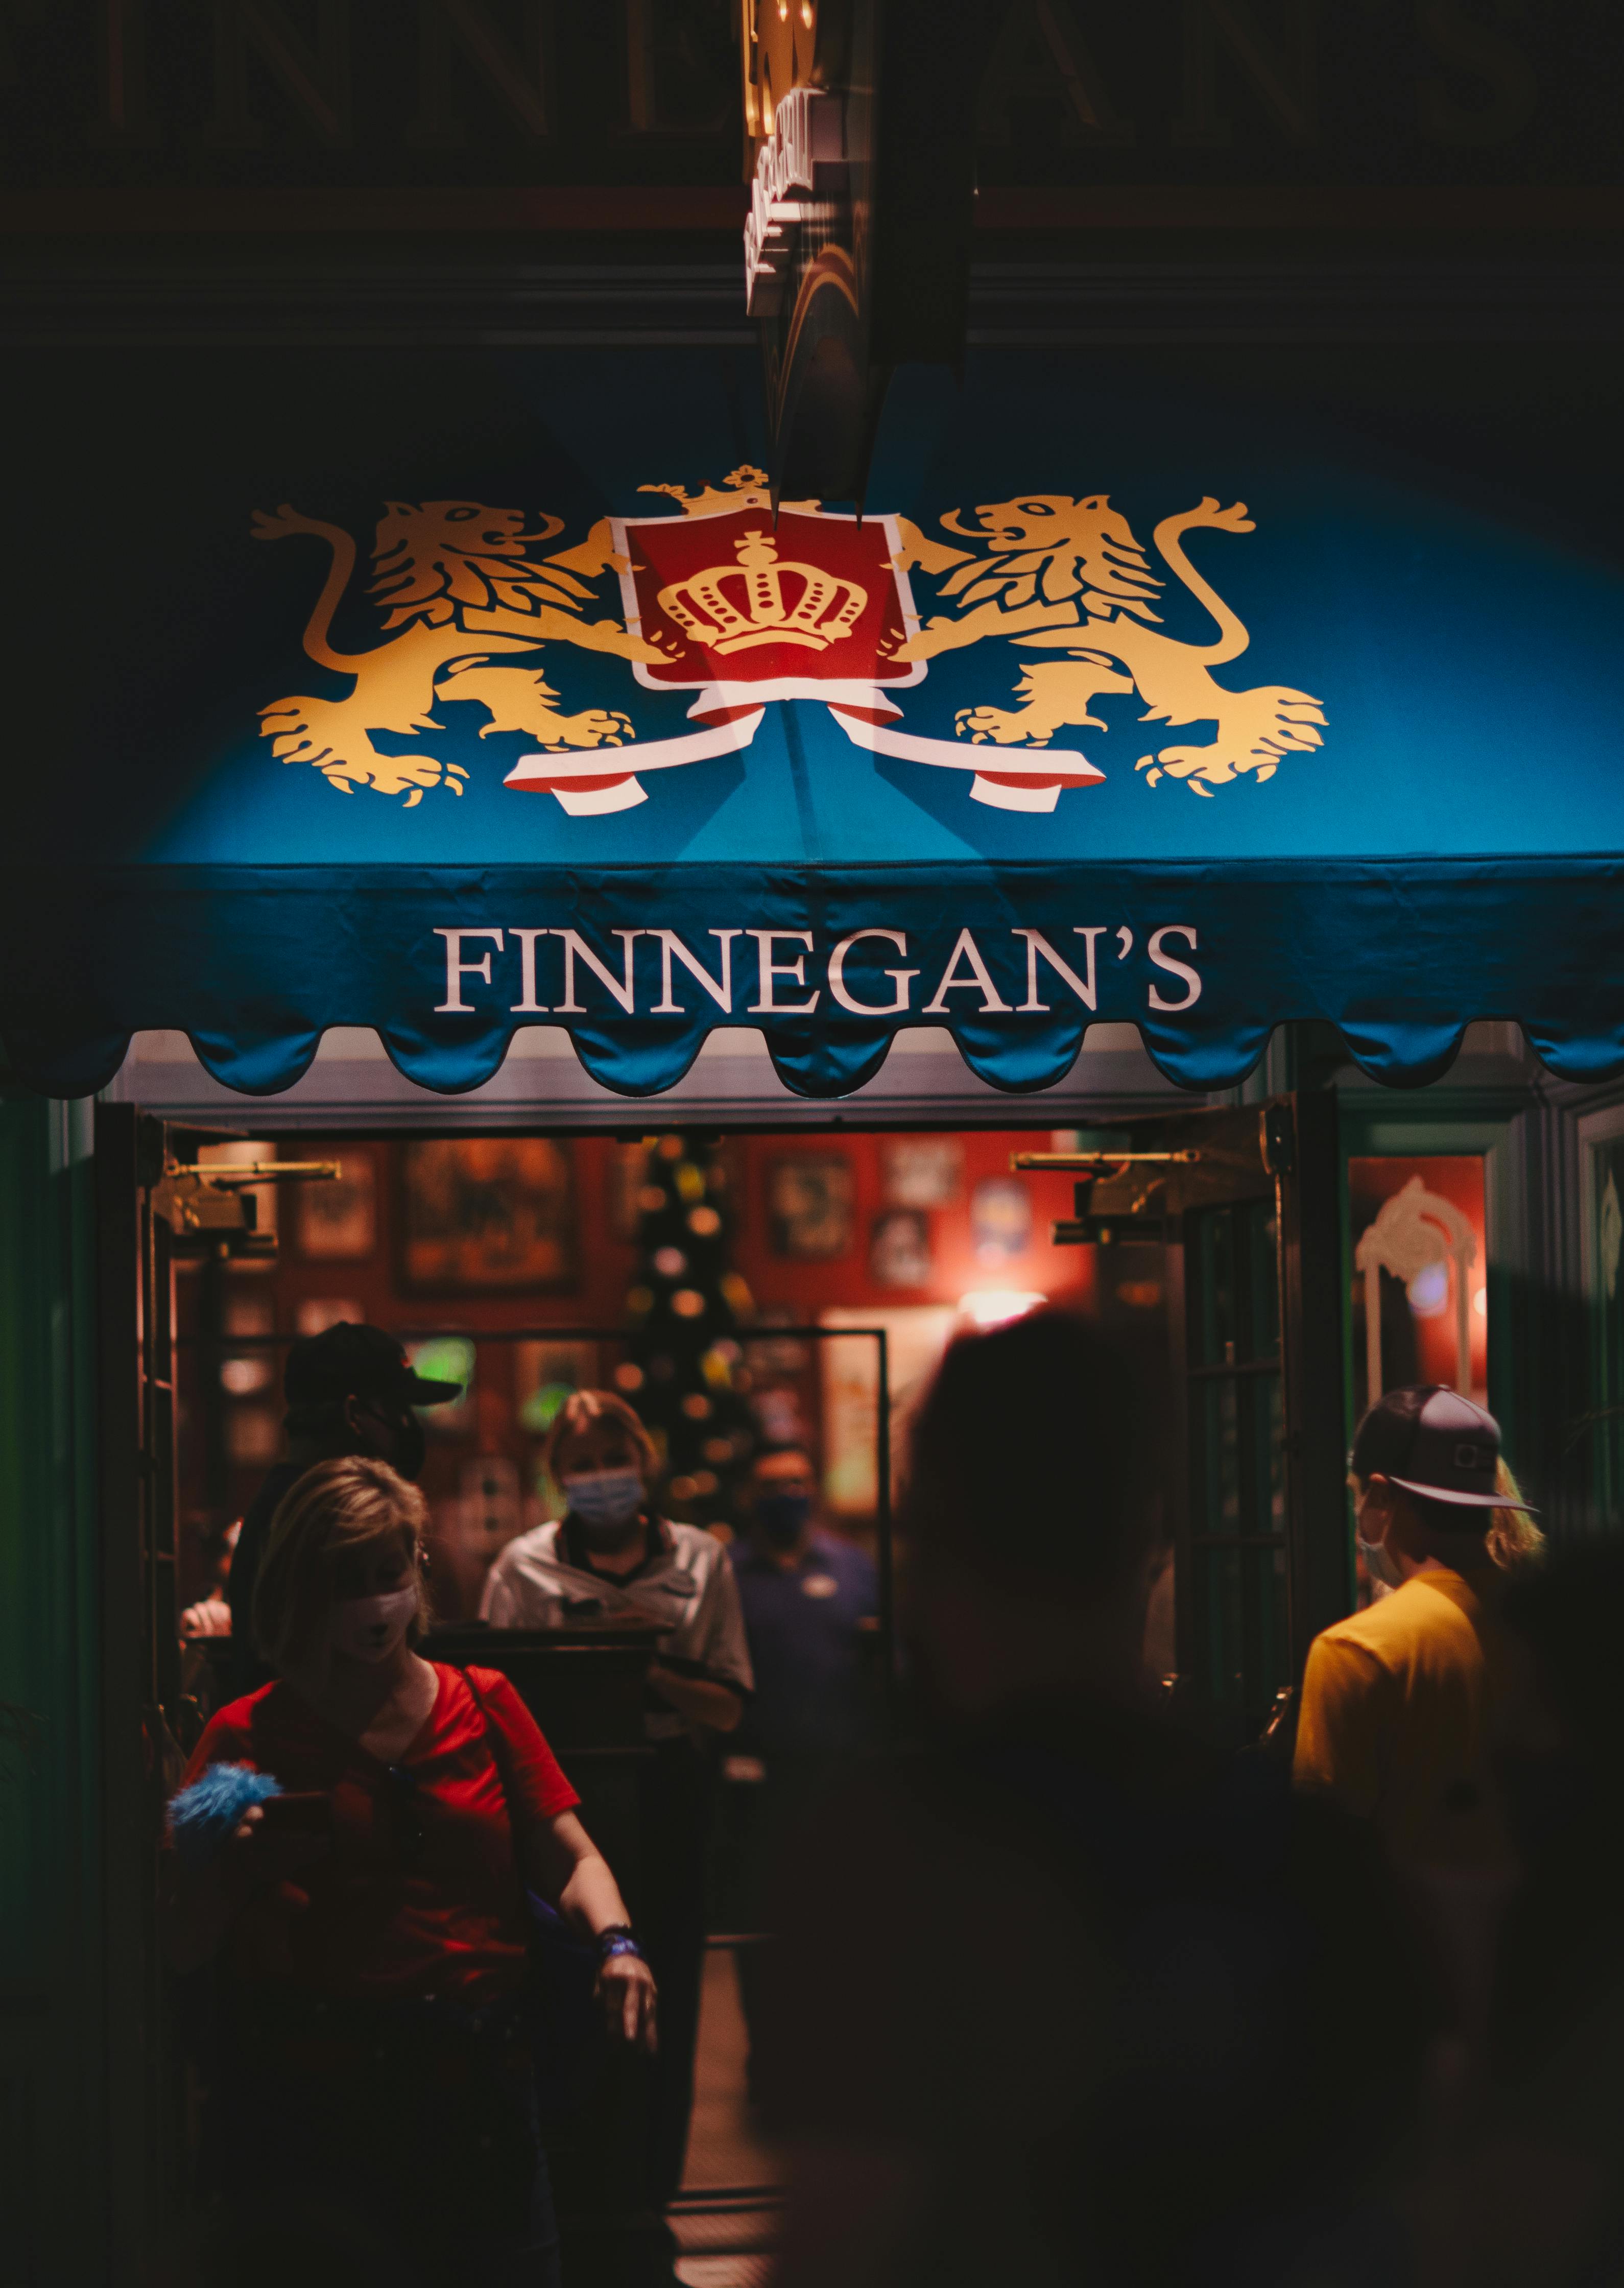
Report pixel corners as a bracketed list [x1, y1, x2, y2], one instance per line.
[596, 1923, 643, 1962]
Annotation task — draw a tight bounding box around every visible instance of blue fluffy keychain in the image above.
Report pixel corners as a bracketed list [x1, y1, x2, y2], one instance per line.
[168, 1761, 281, 1865]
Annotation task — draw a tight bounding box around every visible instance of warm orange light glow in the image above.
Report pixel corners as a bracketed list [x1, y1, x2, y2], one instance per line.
[958, 1289, 1046, 1329]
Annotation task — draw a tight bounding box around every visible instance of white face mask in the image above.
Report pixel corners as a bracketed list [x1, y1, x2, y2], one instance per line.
[562, 1466, 646, 1546]
[1356, 1532, 1404, 1592]
[330, 1586, 417, 1663]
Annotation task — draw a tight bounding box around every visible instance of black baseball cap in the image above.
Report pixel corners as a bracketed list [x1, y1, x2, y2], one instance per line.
[1351, 1385, 1534, 1511]
[283, 1322, 461, 1409]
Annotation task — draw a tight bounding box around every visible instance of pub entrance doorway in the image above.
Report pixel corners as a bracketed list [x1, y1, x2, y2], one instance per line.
[95, 1089, 1346, 2276]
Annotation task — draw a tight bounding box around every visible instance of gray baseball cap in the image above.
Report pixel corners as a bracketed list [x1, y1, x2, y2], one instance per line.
[1355, 1385, 1533, 1511]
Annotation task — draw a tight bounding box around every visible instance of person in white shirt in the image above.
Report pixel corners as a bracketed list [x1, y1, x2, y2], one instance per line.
[482, 1392, 752, 1736]
[480, 1388, 753, 2216]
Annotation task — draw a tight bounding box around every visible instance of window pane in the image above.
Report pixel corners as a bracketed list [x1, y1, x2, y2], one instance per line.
[1192, 1541, 1244, 1715]
[1190, 1541, 1290, 1739]
[1244, 1370, 1285, 1540]
[1192, 1207, 1238, 1368]
[1348, 1155, 1487, 1414]
[1191, 1376, 1240, 1539]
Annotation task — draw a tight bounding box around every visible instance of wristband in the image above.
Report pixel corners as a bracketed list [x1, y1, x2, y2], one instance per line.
[596, 1925, 643, 1962]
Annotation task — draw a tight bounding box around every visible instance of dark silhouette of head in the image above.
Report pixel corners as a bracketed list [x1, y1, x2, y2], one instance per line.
[903, 1310, 1159, 1716]
[280, 1320, 460, 1482]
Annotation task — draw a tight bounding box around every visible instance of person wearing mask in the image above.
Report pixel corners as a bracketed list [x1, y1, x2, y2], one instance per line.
[225, 1321, 461, 1694]
[1295, 1386, 1535, 1871]
[730, 1445, 878, 1767]
[762, 1313, 1427, 2288]
[1294, 1385, 1538, 2067]
[1358, 1452, 1543, 1609]
[727, 1447, 877, 2099]
[167, 1454, 656, 2288]
[480, 1390, 752, 2222]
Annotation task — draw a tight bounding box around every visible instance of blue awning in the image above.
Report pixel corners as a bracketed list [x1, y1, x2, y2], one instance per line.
[6, 346, 1623, 1100]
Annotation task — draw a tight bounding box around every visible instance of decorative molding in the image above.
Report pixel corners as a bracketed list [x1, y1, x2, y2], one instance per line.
[5, 184, 1624, 239]
[973, 186, 1624, 231]
[966, 261, 1624, 344]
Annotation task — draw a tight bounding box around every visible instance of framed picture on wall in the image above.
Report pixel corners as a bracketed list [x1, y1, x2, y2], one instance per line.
[881, 1138, 962, 1210]
[516, 1340, 599, 1437]
[870, 1208, 933, 1288]
[401, 1139, 578, 1292]
[971, 1176, 1033, 1264]
[768, 1155, 855, 1258]
[297, 1152, 377, 1260]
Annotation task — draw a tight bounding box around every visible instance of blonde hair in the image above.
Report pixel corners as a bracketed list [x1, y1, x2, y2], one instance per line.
[544, 1388, 658, 1482]
[253, 1455, 431, 1677]
[1486, 1456, 1546, 1576]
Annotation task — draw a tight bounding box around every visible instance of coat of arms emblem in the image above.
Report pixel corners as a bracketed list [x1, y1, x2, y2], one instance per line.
[254, 465, 1324, 818]
[503, 472, 1107, 814]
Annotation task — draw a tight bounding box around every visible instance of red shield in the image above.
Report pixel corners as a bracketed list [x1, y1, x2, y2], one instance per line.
[612, 505, 923, 706]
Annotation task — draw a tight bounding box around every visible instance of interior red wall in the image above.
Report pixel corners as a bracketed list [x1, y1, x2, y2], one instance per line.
[731, 1132, 1094, 1318]
[254, 1134, 638, 1338]
[184, 1124, 1093, 1357]
[177, 1123, 1094, 1602]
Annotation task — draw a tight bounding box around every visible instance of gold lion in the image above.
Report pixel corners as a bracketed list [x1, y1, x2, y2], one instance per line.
[254, 499, 671, 806]
[894, 494, 1325, 795]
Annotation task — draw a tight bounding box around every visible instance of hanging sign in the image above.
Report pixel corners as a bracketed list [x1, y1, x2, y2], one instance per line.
[8, 345, 1624, 1104]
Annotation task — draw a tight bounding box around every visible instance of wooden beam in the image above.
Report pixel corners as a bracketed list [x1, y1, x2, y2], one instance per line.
[0, 185, 752, 233]
[3, 180, 1623, 236]
[973, 184, 1624, 229]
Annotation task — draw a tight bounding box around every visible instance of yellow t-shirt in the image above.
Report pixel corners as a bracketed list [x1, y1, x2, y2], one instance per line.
[1292, 1567, 1519, 1873]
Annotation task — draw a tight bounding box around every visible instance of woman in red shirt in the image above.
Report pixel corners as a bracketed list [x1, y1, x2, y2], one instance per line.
[168, 1454, 655, 2287]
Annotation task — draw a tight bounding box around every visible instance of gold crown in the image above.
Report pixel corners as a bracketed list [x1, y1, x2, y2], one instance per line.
[657, 528, 867, 655]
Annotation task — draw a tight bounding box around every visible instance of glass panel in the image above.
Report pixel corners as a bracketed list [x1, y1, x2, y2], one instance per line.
[1245, 1199, 1280, 1362]
[1251, 1540, 1291, 1728]
[1189, 1541, 1290, 1739]
[1191, 1375, 1240, 1539]
[1190, 1199, 1277, 1369]
[1192, 1207, 1237, 1368]
[1241, 1372, 1284, 1540]
[1192, 1541, 1245, 1718]
[1347, 1154, 1488, 1415]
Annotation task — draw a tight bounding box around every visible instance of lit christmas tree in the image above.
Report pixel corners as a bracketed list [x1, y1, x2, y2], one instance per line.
[617, 1134, 757, 1535]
